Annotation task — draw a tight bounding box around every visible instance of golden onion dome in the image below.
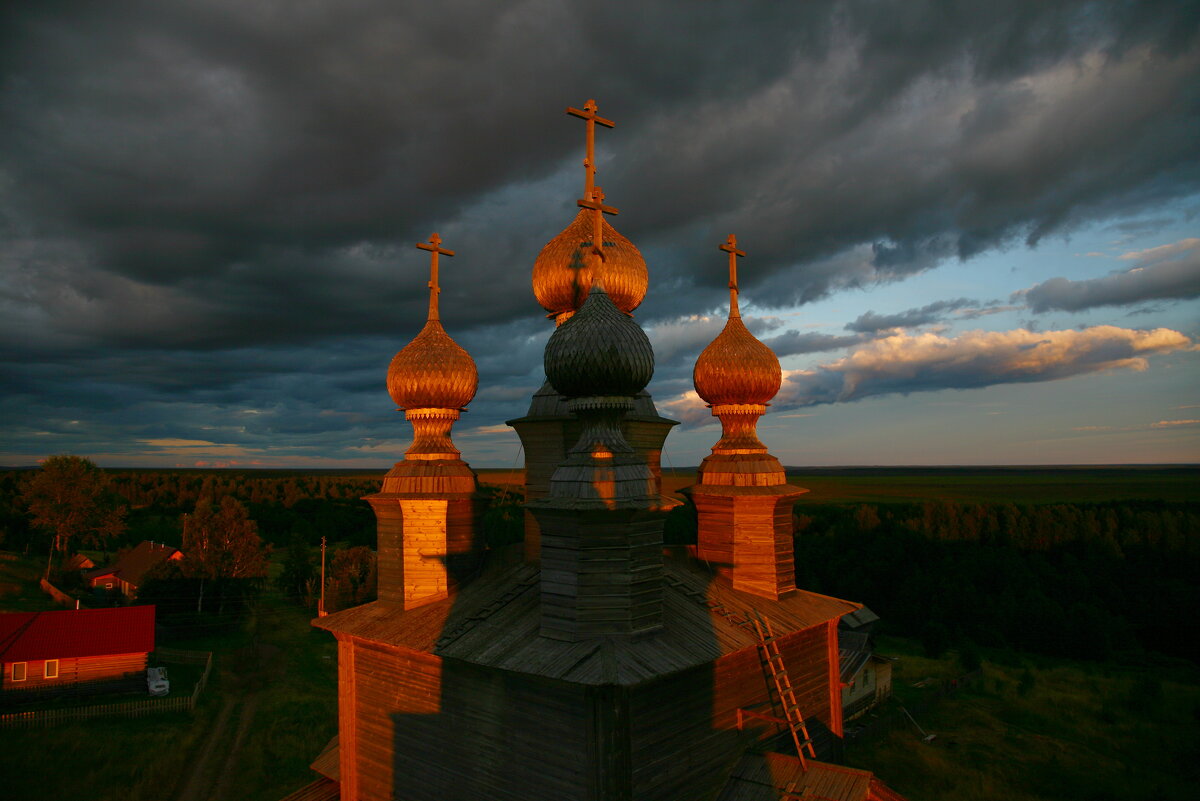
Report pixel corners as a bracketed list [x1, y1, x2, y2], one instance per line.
[532, 207, 648, 318]
[387, 235, 478, 411]
[693, 316, 781, 406]
[693, 238, 781, 406]
[387, 318, 478, 410]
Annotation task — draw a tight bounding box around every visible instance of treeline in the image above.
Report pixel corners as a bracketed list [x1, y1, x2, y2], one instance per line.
[791, 500, 1200, 664]
[0, 470, 382, 553]
[108, 471, 382, 549]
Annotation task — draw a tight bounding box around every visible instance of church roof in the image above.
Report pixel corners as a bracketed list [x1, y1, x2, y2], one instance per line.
[718, 752, 877, 801]
[314, 555, 859, 687]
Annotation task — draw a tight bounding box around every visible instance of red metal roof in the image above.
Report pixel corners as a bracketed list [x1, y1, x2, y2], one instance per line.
[0, 605, 155, 663]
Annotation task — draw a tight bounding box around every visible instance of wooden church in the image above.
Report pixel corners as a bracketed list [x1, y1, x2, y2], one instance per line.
[291, 101, 907, 801]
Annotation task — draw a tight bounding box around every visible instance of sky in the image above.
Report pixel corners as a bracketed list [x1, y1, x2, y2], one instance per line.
[2, 0, 1198, 469]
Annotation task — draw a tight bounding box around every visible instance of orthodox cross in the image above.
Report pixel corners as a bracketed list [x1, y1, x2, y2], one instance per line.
[566, 99, 614, 195]
[577, 186, 619, 262]
[416, 233, 454, 321]
[720, 234, 746, 318]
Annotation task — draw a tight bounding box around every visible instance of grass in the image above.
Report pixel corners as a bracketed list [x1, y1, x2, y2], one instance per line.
[846, 637, 1200, 801]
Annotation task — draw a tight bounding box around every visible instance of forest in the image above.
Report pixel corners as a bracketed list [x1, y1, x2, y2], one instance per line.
[1, 463, 1196, 667]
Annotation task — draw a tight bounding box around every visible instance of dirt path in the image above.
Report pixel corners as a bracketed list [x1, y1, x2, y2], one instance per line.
[175, 698, 236, 801]
[174, 694, 263, 801]
[211, 694, 261, 801]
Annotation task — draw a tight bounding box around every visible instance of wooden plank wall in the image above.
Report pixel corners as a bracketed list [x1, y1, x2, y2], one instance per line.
[399, 500, 451, 608]
[692, 493, 735, 566]
[349, 638, 594, 801]
[625, 624, 835, 800]
[630, 667, 751, 801]
[536, 509, 664, 640]
[729, 495, 796, 599]
[693, 493, 798, 599]
[368, 499, 404, 606]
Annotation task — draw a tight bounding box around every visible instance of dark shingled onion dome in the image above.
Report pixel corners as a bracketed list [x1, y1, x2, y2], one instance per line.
[533, 208, 648, 322]
[387, 318, 478, 411]
[544, 283, 654, 399]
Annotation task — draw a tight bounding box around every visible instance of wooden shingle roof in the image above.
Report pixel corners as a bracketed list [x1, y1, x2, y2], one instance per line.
[315, 555, 859, 686]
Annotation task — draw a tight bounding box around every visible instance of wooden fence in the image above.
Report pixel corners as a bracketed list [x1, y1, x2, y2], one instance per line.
[39, 578, 74, 607]
[0, 649, 214, 729]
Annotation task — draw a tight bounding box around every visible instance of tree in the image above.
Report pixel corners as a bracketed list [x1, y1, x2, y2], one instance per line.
[328, 546, 376, 609]
[21, 455, 126, 578]
[181, 496, 270, 613]
[277, 532, 316, 604]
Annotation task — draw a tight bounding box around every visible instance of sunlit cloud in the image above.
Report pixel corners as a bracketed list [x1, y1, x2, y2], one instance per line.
[656, 390, 713, 427]
[459, 424, 514, 437]
[776, 325, 1192, 408]
[1151, 419, 1200, 428]
[140, 438, 223, 448]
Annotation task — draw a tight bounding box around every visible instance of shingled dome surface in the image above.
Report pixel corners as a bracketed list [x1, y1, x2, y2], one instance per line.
[543, 283, 653, 398]
[533, 208, 648, 318]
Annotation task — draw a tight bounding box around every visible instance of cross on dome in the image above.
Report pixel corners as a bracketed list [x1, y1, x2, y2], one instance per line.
[566, 99, 614, 195]
[577, 186, 619, 262]
[720, 234, 746, 317]
[416, 233, 455, 321]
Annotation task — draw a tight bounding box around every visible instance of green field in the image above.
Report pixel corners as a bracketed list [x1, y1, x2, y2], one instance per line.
[782, 466, 1199, 505]
[845, 638, 1200, 801]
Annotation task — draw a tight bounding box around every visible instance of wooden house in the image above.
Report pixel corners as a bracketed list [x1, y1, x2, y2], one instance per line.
[840, 607, 893, 721]
[85, 541, 182, 597]
[0, 605, 155, 694]
[63, 553, 95, 571]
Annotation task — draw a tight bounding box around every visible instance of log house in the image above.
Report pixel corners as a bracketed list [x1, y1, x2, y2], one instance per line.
[0, 606, 154, 694]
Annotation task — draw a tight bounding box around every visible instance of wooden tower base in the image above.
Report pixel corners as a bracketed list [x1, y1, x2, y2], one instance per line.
[507, 384, 676, 563]
[365, 459, 481, 610]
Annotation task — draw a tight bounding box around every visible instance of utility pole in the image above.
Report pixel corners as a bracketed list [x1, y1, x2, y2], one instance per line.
[318, 536, 328, 617]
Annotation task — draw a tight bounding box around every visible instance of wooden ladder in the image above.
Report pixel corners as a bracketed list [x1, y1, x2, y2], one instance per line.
[749, 608, 817, 770]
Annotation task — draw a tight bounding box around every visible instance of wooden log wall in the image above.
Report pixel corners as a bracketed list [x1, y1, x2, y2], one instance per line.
[3, 652, 147, 692]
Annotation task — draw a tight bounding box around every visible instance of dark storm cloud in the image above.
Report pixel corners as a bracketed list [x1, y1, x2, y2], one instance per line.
[762, 330, 870, 357]
[1019, 238, 1200, 312]
[3, 0, 1200, 462]
[845, 299, 977, 332]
